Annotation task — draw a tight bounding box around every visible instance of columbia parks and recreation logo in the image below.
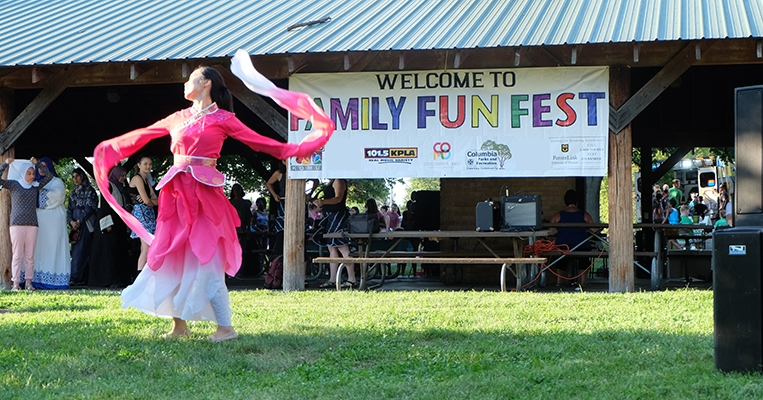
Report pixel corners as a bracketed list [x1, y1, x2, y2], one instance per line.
[433, 142, 451, 160]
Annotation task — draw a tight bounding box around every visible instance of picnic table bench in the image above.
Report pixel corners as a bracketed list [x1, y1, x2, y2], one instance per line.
[320, 230, 550, 291]
[312, 256, 547, 292]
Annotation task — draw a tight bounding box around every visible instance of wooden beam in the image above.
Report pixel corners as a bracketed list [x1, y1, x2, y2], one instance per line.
[0, 88, 12, 289]
[74, 155, 94, 178]
[609, 40, 717, 133]
[214, 65, 288, 140]
[287, 55, 308, 75]
[454, 50, 471, 68]
[0, 65, 83, 153]
[283, 171, 306, 292]
[650, 146, 693, 182]
[344, 53, 378, 72]
[0, 68, 18, 80]
[608, 65, 634, 293]
[129, 63, 157, 81]
[237, 149, 272, 179]
[523, 47, 565, 67]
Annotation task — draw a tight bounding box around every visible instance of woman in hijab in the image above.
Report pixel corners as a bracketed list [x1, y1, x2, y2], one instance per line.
[32, 157, 71, 289]
[0, 157, 52, 290]
[67, 167, 98, 286]
[89, 165, 132, 287]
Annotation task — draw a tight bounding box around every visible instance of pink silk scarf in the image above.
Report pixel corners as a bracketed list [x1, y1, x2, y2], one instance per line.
[93, 50, 334, 273]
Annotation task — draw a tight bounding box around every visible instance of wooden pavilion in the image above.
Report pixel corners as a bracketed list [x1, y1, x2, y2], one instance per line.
[0, 1, 761, 291]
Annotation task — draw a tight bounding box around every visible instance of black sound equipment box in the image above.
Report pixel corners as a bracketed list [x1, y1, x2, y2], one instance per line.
[475, 200, 501, 232]
[411, 190, 440, 231]
[501, 195, 542, 231]
[735, 85, 763, 226]
[714, 227, 763, 373]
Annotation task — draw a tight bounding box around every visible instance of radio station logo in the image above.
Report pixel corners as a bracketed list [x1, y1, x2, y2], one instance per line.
[364, 147, 418, 165]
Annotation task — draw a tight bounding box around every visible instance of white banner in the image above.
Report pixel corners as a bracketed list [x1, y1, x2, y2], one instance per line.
[288, 66, 609, 178]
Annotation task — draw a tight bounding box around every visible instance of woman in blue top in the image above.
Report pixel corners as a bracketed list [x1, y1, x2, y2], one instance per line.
[550, 190, 594, 287]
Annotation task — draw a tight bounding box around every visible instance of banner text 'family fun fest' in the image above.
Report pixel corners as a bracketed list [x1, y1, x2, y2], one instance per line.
[290, 70, 607, 132]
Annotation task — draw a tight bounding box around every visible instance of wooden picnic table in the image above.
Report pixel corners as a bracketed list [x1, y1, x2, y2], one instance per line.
[543, 222, 714, 289]
[321, 230, 550, 291]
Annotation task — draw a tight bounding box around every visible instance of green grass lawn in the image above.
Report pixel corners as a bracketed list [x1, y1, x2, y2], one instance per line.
[1, 288, 761, 399]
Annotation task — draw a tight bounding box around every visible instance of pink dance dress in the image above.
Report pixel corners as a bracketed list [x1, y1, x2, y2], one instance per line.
[93, 51, 334, 322]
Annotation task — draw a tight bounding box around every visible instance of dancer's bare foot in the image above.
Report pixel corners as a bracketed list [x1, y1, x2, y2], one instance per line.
[162, 318, 190, 338]
[161, 328, 191, 338]
[208, 326, 238, 343]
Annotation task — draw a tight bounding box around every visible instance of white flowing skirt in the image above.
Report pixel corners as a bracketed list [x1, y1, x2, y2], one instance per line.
[32, 205, 71, 289]
[121, 245, 227, 323]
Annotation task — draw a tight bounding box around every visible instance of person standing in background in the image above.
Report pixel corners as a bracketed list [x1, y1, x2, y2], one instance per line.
[128, 156, 158, 275]
[89, 165, 131, 288]
[229, 183, 252, 233]
[314, 179, 356, 289]
[68, 167, 98, 286]
[33, 158, 71, 290]
[1, 158, 52, 290]
[668, 179, 683, 205]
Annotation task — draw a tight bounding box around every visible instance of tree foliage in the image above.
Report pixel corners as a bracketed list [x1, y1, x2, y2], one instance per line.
[344, 178, 401, 207]
[217, 155, 269, 194]
[404, 178, 440, 201]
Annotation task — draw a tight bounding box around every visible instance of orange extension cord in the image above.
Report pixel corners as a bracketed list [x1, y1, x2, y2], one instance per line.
[519, 239, 605, 290]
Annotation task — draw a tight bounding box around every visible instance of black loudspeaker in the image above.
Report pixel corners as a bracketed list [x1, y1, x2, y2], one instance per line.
[735, 86, 763, 226]
[475, 200, 501, 232]
[412, 190, 440, 231]
[713, 227, 763, 373]
[502, 195, 542, 231]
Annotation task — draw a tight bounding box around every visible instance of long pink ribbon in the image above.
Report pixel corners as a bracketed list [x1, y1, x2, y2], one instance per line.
[94, 49, 335, 247]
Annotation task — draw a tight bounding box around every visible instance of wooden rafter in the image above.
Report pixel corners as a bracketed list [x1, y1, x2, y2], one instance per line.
[523, 47, 565, 67]
[0, 65, 83, 152]
[237, 150, 272, 179]
[609, 40, 717, 133]
[214, 65, 288, 140]
[74, 155, 94, 178]
[0, 68, 18, 80]
[650, 146, 693, 183]
[344, 53, 378, 72]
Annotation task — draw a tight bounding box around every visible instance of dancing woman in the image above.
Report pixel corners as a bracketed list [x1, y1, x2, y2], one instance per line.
[93, 50, 334, 342]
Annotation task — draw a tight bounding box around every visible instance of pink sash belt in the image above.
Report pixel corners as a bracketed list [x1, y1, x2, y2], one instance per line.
[156, 155, 225, 189]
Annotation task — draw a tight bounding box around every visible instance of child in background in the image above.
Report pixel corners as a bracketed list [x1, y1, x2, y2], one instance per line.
[677, 205, 694, 250]
[0, 158, 52, 290]
[714, 209, 730, 229]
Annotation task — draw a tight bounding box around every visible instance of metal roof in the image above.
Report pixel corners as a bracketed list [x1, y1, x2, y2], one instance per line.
[0, 0, 762, 66]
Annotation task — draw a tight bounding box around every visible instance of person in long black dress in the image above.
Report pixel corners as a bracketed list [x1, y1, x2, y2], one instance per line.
[68, 168, 98, 286]
[89, 165, 132, 287]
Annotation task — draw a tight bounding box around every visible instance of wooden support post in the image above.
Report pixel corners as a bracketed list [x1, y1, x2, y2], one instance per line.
[283, 170, 306, 291]
[0, 88, 13, 288]
[608, 65, 634, 293]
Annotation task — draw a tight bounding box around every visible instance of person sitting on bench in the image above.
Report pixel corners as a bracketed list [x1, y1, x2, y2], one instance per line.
[550, 190, 594, 287]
